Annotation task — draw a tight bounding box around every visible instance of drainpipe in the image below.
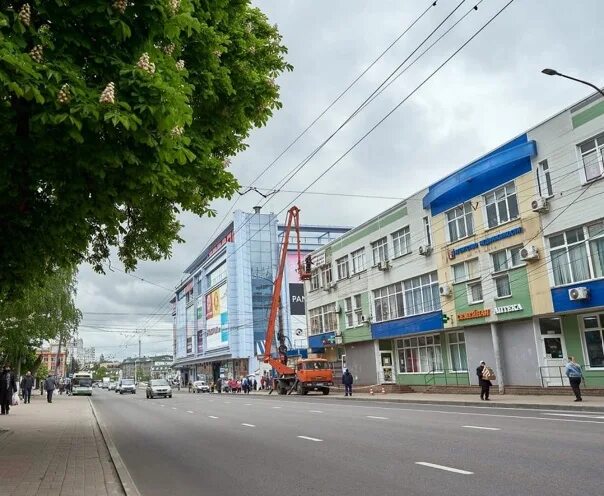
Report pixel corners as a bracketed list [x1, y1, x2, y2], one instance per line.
[490, 322, 505, 395]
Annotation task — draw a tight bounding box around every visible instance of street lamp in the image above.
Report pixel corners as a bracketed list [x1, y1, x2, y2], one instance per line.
[541, 68, 604, 97]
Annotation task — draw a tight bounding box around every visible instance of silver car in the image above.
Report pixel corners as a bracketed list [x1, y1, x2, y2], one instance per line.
[119, 379, 137, 394]
[146, 379, 172, 399]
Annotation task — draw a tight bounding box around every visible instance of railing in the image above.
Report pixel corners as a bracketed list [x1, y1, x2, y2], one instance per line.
[539, 365, 604, 388]
[423, 369, 470, 386]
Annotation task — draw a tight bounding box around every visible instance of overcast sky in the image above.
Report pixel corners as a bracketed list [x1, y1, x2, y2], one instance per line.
[75, 0, 604, 360]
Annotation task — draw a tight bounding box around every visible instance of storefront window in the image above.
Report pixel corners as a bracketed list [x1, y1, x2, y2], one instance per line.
[448, 332, 467, 371]
[582, 314, 604, 367]
[396, 335, 442, 373]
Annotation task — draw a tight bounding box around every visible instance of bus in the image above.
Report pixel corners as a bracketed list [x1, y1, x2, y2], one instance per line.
[72, 372, 93, 396]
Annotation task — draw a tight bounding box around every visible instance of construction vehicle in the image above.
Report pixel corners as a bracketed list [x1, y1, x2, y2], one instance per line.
[263, 206, 334, 395]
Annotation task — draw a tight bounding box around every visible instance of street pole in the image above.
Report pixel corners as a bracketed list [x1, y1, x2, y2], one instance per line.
[541, 68, 604, 97]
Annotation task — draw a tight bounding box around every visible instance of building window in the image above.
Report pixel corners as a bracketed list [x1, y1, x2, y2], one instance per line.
[321, 266, 332, 286]
[484, 181, 519, 228]
[578, 132, 604, 182]
[391, 227, 411, 257]
[549, 221, 604, 286]
[336, 256, 349, 280]
[371, 237, 389, 265]
[396, 335, 442, 373]
[403, 272, 440, 316]
[309, 303, 338, 335]
[373, 282, 404, 322]
[445, 202, 474, 242]
[467, 281, 483, 304]
[581, 314, 604, 368]
[423, 216, 432, 246]
[452, 259, 479, 283]
[536, 159, 553, 197]
[310, 270, 320, 291]
[344, 294, 363, 328]
[448, 331, 467, 371]
[491, 246, 523, 273]
[494, 274, 511, 298]
[351, 248, 366, 274]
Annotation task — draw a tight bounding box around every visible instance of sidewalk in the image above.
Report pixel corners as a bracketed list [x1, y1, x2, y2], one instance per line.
[0, 393, 124, 496]
[243, 389, 604, 412]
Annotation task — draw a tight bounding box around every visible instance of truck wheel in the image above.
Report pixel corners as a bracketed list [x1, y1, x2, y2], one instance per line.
[278, 386, 287, 395]
[297, 383, 305, 395]
[322, 388, 330, 395]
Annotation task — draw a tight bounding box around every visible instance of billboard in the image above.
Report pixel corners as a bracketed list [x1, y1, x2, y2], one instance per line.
[206, 283, 228, 350]
[186, 304, 194, 354]
[196, 296, 204, 354]
[285, 252, 308, 348]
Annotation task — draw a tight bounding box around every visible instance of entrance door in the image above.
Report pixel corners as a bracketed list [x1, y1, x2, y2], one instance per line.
[380, 351, 394, 383]
[538, 318, 568, 386]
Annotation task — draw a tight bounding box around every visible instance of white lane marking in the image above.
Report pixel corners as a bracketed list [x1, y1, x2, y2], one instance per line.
[309, 410, 323, 413]
[160, 404, 165, 407]
[544, 413, 604, 419]
[186, 410, 194, 414]
[366, 415, 389, 420]
[245, 403, 252, 406]
[171, 407, 177, 410]
[241, 423, 256, 427]
[272, 406, 282, 409]
[462, 425, 501, 431]
[208, 415, 219, 419]
[297, 436, 323, 442]
[415, 462, 473, 475]
[224, 401, 231, 404]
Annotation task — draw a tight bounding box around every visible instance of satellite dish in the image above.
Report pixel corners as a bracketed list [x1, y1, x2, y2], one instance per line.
[295, 328, 303, 336]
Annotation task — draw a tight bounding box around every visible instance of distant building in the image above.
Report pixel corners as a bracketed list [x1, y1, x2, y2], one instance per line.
[67, 337, 84, 363]
[121, 355, 172, 380]
[38, 343, 67, 377]
[82, 347, 96, 367]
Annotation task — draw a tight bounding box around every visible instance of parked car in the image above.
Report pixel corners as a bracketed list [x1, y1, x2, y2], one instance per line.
[192, 380, 210, 393]
[119, 378, 136, 394]
[146, 379, 172, 399]
[109, 381, 116, 391]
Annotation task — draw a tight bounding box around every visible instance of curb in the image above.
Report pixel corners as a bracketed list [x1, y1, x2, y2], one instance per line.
[244, 392, 604, 412]
[89, 398, 141, 496]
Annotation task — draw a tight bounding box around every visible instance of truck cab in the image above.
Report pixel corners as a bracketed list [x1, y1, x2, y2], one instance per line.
[295, 359, 334, 395]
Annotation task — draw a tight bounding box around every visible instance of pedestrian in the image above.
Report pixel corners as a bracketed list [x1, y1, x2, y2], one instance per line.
[44, 374, 56, 403]
[477, 360, 494, 400]
[253, 378, 257, 391]
[216, 377, 222, 394]
[342, 368, 354, 397]
[0, 364, 17, 415]
[260, 376, 265, 390]
[565, 356, 583, 402]
[20, 371, 34, 404]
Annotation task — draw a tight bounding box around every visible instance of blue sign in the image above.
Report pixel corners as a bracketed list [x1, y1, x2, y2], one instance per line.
[450, 227, 523, 258]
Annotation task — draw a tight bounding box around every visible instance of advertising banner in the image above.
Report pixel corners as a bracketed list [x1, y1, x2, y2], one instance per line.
[285, 252, 308, 347]
[186, 305, 194, 354]
[206, 283, 229, 350]
[196, 330, 204, 354]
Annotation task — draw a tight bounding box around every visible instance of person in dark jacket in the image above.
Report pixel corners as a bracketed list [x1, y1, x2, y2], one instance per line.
[476, 361, 491, 400]
[0, 364, 17, 415]
[20, 371, 35, 404]
[342, 369, 354, 397]
[44, 375, 56, 403]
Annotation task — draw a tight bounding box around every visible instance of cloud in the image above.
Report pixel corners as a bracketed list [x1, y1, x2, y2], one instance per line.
[76, 0, 604, 358]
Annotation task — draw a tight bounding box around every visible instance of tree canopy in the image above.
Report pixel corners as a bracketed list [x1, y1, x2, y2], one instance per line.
[0, 0, 291, 295]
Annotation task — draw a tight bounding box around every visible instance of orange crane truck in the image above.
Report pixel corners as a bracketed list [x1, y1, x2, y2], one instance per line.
[263, 206, 334, 396]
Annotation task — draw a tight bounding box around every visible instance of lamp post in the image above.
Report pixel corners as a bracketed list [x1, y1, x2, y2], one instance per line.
[541, 68, 604, 97]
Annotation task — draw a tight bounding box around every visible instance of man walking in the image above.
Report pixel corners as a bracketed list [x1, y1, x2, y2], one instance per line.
[44, 374, 56, 403]
[20, 371, 34, 404]
[0, 364, 17, 415]
[565, 356, 583, 402]
[476, 361, 493, 401]
[342, 369, 354, 397]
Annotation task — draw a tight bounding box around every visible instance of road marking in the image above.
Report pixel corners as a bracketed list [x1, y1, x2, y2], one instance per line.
[415, 462, 473, 475]
[272, 406, 282, 409]
[544, 413, 604, 419]
[245, 403, 252, 406]
[366, 415, 389, 420]
[462, 425, 501, 431]
[208, 415, 219, 419]
[297, 436, 323, 442]
[241, 423, 256, 427]
[186, 410, 194, 414]
[309, 410, 323, 413]
[171, 407, 177, 410]
[160, 404, 165, 407]
[224, 401, 231, 404]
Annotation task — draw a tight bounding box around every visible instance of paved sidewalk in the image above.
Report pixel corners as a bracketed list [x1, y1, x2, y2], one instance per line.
[0, 393, 124, 496]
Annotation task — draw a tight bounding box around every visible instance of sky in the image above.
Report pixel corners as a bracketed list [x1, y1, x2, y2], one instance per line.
[75, 0, 604, 360]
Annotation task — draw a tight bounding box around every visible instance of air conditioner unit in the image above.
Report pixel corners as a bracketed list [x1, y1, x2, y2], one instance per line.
[361, 315, 368, 323]
[531, 196, 549, 213]
[335, 303, 343, 314]
[568, 287, 589, 301]
[520, 245, 539, 261]
[419, 245, 433, 256]
[377, 260, 391, 271]
[439, 284, 452, 297]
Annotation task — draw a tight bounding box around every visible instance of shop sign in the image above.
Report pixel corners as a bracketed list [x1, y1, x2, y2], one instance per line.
[457, 309, 491, 321]
[448, 227, 523, 259]
[208, 231, 234, 258]
[494, 303, 523, 314]
[312, 252, 326, 267]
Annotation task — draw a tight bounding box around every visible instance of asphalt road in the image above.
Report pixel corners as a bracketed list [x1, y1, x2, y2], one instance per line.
[91, 388, 604, 496]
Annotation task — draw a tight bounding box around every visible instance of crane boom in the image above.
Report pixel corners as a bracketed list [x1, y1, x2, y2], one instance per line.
[263, 206, 309, 375]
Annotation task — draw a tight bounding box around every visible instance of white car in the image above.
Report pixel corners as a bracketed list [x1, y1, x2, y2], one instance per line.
[192, 380, 210, 393]
[108, 381, 117, 391]
[146, 379, 173, 399]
